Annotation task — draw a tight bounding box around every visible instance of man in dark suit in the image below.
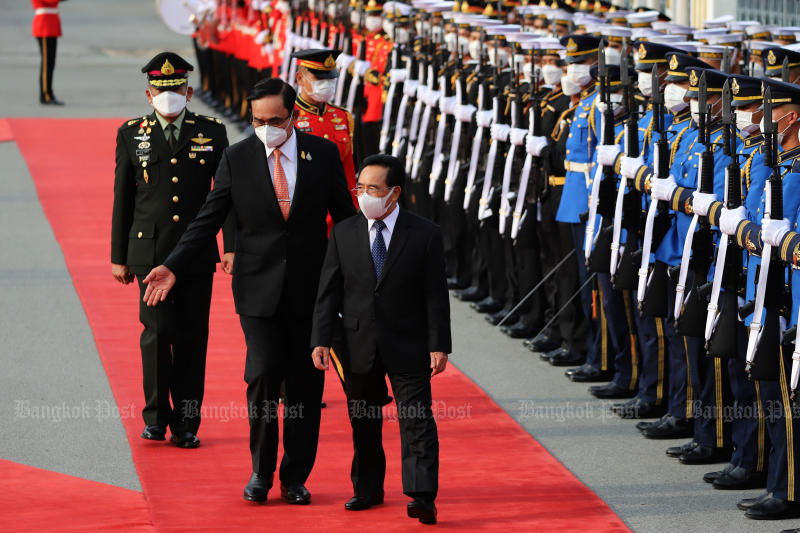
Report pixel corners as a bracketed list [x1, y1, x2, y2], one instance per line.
[310, 154, 452, 525]
[111, 52, 228, 449]
[141, 78, 357, 504]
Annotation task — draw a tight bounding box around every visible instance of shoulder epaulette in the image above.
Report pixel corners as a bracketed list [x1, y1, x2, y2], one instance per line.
[200, 114, 224, 124]
[121, 115, 148, 129]
[327, 102, 352, 117]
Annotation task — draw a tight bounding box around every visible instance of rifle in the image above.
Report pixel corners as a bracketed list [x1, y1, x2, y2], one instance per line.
[511, 42, 543, 240]
[705, 79, 743, 358]
[585, 40, 617, 273]
[444, 28, 468, 203]
[464, 28, 492, 210]
[611, 51, 642, 290]
[746, 86, 786, 380]
[409, 13, 440, 181]
[675, 71, 715, 337]
[476, 27, 505, 222]
[498, 39, 524, 236]
[378, 5, 405, 153]
[637, 64, 672, 315]
[429, 18, 454, 197]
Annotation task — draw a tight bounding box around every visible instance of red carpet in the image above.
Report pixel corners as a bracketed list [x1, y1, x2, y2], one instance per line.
[7, 117, 630, 532]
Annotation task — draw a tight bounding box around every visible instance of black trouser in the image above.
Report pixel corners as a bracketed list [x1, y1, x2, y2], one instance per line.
[346, 358, 439, 501]
[515, 203, 545, 329]
[36, 37, 57, 102]
[239, 307, 324, 485]
[136, 273, 213, 435]
[441, 167, 472, 285]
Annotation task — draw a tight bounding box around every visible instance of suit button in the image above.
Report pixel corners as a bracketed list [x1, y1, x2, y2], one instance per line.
[172, 176, 179, 183]
[172, 196, 179, 203]
[324, 134, 329, 139]
[172, 215, 180, 222]
[141, 161, 147, 168]
[170, 158, 177, 164]
[137, 231, 143, 238]
[200, 159, 206, 165]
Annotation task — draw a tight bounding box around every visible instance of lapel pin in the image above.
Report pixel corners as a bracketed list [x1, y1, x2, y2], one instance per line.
[300, 150, 306, 160]
[306, 151, 312, 161]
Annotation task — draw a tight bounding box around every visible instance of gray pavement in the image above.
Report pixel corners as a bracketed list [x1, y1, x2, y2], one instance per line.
[0, 0, 795, 531]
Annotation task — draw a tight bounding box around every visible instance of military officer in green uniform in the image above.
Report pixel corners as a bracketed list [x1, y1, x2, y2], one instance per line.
[111, 52, 229, 448]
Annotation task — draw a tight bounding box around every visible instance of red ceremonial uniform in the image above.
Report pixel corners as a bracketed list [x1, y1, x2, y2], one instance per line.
[362, 32, 392, 123]
[294, 95, 358, 230]
[31, 0, 61, 37]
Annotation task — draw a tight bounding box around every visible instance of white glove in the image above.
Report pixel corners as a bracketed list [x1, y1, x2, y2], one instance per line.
[691, 191, 717, 217]
[423, 89, 441, 107]
[389, 68, 407, 83]
[255, 29, 268, 45]
[596, 144, 622, 167]
[621, 155, 645, 181]
[651, 174, 678, 202]
[490, 123, 511, 142]
[720, 206, 747, 236]
[526, 135, 548, 156]
[416, 84, 428, 101]
[510, 128, 528, 146]
[454, 104, 476, 123]
[403, 79, 420, 97]
[263, 44, 274, 56]
[441, 96, 458, 115]
[307, 39, 323, 49]
[353, 60, 372, 77]
[762, 217, 791, 247]
[476, 110, 494, 128]
[336, 53, 355, 70]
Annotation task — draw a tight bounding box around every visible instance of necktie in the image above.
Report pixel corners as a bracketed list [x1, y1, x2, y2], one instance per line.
[372, 219, 387, 278]
[166, 123, 176, 149]
[273, 148, 291, 220]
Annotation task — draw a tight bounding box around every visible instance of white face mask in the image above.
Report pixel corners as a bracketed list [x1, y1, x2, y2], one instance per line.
[383, 20, 395, 37]
[444, 32, 458, 52]
[750, 62, 764, 77]
[309, 77, 337, 103]
[561, 74, 582, 96]
[533, 29, 549, 37]
[150, 90, 187, 118]
[365, 16, 382, 33]
[395, 28, 410, 44]
[350, 11, 360, 26]
[468, 40, 482, 61]
[255, 123, 290, 148]
[326, 4, 337, 18]
[566, 63, 592, 87]
[736, 109, 760, 136]
[358, 187, 396, 220]
[604, 47, 621, 66]
[488, 48, 510, 69]
[689, 99, 701, 125]
[664, 83, 688, 113]
[637, 71, 653, 97]
[432, 26, 444, 43]
[276, 0, 290, 14]
[542, 64, 562, 86]
[457, 36, 470, 58]
[760, 112, 799, 146]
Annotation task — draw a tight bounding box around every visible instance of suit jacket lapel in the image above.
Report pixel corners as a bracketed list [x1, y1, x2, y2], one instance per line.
[288, 130, 307, 220]
[247, 135, 284, 222]
[376, 208, 409, 288]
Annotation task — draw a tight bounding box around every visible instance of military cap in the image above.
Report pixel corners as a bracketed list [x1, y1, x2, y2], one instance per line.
[141, 52, 193, 88]
[727, 21, 760, 34]
[364, 0, 384, 13]
[485, 24, 521, 42]
[773, 27, 800, 44]
[761, 77, 800, 107]
[703, 14, 734, 29]
[603, 25, 632, 43]
[590, 64, 633, 87]
[458, 0, 483, 14]
[685, 67, 730, 97]
[764, 47, 800, 77]
[745, 25, 773, 41]
[634, 40, 682, 70]
[384, 1, 413, 21]
[706, 33, 744, 47]
[728, 75, 762, 107]
[560, 34, 601, 63]
[626, 10, 658, 28]
[292, 49, 342, 79]
[665, 52, 712, 82]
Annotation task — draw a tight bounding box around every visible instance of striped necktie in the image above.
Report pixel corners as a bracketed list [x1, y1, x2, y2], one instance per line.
[273, 148, 290, 220]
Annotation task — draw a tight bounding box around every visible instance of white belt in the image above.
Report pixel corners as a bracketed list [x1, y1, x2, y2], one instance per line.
[564, 161, 593, 173]
[35, 8, 59, 15]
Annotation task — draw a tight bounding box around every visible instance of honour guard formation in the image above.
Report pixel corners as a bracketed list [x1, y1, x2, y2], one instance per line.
[119, 0, 800, 526]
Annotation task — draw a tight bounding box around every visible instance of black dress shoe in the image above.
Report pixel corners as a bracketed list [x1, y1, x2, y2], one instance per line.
[564, 363, 592, 376]
[613, 397, 665, 419]
[703, 463, 735, 483]
[41, 97, 65, 105]
[244, 472, 272, 503]
[712, 466, 767, 490]
[642, 414, 693, 439]
[485, 309, 514, 325]
[141, 424, 166, 441]
[539, 347, 561, 361]
[745, 497, 800, 520]
[407, 499, 437, 525]
[170, 432, 200, 448]
[737, 492, 771, 510]
[447, 278, 469, 290]
[666, 440, 697, 458]
[320, 401, 327, 408]
[471, 297, 504, 314]
[636, 420, 655, 432]
[589, 382, 636, 398]
[568, 366, 612, 382]
[526, 333, 561, 353]
[280, 483, 311, 505]
[549, 348, 585, 367]
[455, 286, 486, 302]
[345, 490, 384, 511]
[679, 444, 730, 465]
[501, 321, 538, 339]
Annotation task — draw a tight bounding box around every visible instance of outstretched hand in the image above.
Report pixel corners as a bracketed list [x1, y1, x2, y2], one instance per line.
[142, 265, 176, 306]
